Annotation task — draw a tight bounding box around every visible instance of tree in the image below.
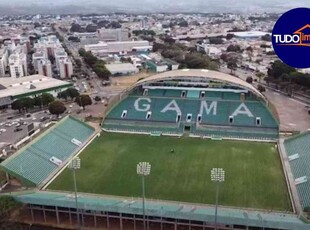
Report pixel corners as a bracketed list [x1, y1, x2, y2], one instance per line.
[11, 99, 24, 113]
[67, 88, 80, 99]
[257, 84, 266, 93]
[183, 53, 210, 69]
[75, 59, 82, 68]
[109, 21, 121, 29]
[208, 61, 219, 70]
[75, 95, 92, 110]
[209, 37, 223, 44]
[70, 23, 82, 32]
[256, 72, 265, 83]
[246, 76, 253, 84]
[268, 60, 296, 79]
[49, 101, 66, 117]
[0, 196, 21, 221]
[227, 59, 237, 73]
[261, 34, 271, 41]
[85, 24, 97, 32]
[246, 46, 253, 52]
[178, 20, 189, 27]
[226, 33, 234, 40]
[227, 44, 241, 52]
[83, 51, 98, 67]
[58, 90, 69, 101]
[33, 93, 54, 108]
[78, 48, 86, 57]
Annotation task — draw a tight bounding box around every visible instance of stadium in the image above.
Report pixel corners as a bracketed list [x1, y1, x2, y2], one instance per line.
[1, 69, 310, 230]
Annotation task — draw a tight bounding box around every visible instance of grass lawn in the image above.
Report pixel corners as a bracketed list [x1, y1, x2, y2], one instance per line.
[49, 132, 292, 211]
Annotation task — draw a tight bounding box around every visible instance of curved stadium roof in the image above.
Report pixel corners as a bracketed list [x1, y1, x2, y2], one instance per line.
[133, 69, 265, 100]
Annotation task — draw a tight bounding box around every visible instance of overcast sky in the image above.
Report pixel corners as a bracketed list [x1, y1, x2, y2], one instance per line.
[0, 0, 309, 5]
[0, 0, 308, 14]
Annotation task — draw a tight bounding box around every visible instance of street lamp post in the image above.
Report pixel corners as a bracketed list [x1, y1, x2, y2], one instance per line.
[211, 168, 225, 230]
[137, 162, 151, 230]
[68, 157, 81, 229]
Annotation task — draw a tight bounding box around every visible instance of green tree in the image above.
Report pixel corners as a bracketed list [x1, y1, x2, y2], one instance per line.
[208, 61, 219, 70]
[257, 84, 266, 93]
[40, 93, 54, 107]
[78, 48, 87, 57]
[0, 196, 21, 221]
[227, 59, 237, 73]
[227, 44, 241, 52]
[75, 59, 82, 68]
[226, 33, 234, 40]
[268, 60, 296, 79]
[261, 34, 271, 41]
[209, 37, 223, 44]
[83, 52, 98, 67]
[67, 88, 80, 99]
[48, 101, 66, 117]
[70, 23, 82, 32]
[183, 53, 210, 69]
[75, 95, 92, 110]
[246, 76, 253, 84]
[256, 72, 265, 83]
[58, 90, 69, 101]
[11, 99, 24, 113]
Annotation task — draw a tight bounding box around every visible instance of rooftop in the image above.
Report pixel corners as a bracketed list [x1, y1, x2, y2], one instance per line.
[105, 63, 138, 73]
[0, 74, 72, 99]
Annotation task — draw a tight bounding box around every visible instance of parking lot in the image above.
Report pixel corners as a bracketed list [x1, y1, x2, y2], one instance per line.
[0, 111, 55, 145]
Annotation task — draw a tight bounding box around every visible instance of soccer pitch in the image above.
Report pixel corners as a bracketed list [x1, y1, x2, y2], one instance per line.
[49, 132, 292, 211]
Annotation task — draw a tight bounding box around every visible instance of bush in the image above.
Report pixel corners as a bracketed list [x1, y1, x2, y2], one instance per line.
[246, 76, 253, 84]
[257, 84, 266, 93]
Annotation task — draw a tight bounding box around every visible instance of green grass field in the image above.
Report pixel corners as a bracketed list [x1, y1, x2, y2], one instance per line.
[49, 132, 292, 211]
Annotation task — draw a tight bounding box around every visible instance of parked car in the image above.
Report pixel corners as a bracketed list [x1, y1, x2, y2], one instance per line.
[14, 127, 22, 132]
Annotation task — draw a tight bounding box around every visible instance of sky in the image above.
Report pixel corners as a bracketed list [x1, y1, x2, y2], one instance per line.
[0, 0, 309, 14]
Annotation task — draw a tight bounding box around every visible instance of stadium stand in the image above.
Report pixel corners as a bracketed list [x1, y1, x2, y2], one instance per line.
[0, 116, 95, 186]
[284, 131, 310, 209]
[104, 95, 278, 140]
[103, 70, 279, 140]
[13, 190, 310, 230]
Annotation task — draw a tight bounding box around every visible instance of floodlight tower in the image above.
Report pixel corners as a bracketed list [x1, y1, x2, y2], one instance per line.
[68, 157, 81, 229]
[137, 162, 151, 230]
[211, 168, 225, 230]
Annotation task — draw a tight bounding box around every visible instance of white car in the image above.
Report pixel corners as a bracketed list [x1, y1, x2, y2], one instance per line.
[0, 129, 6, 132]
[0, 122, 4, 126]
[69, 104, 73, 108]
[5, 123, 12, 127]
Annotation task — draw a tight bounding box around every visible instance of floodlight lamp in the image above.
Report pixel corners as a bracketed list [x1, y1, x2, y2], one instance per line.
[137, 162, 151, 176]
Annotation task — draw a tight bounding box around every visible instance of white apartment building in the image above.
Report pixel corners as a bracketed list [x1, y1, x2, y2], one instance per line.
[97, 28, 129, 42]
[0, 47, 8, 77]
[32, 50, 47, 70]
[9, 53, 27, 78]
[35, 35, 62, 58]
[55, 48, 68, 70]
[38, 59, 52, 78]
[58, 58, 73, 79]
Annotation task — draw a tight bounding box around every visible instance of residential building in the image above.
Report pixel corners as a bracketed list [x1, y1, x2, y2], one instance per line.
[9, 53, 27, 78]
[58, 58, 73, 79]
[34, 35, 62, 58]
[0, 47, 8, 77]
[38, 59, 52, 78]
[55, 48, 68, 70]
[32, 50, 47, 70]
